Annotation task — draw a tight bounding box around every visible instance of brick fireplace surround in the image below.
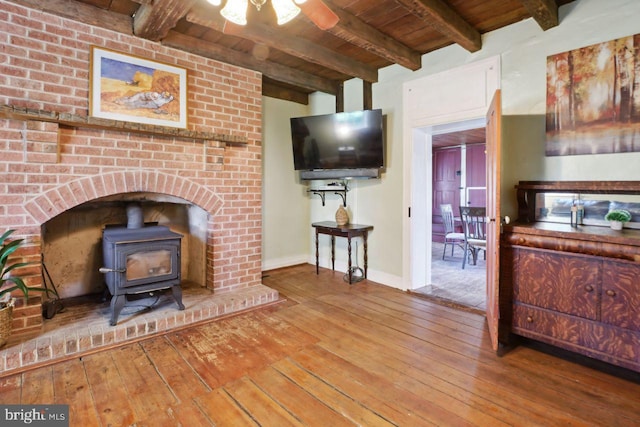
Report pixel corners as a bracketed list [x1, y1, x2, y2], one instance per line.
[0, 1, 278, 374]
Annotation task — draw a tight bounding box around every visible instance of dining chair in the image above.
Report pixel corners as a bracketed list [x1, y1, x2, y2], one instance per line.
[459, 206, 487, 269]
[440, 204, 465, 259]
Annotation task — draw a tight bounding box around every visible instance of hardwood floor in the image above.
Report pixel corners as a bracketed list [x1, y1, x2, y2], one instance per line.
[1, 264, 639, 426]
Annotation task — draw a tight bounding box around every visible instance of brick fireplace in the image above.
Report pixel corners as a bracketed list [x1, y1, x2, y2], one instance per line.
[0, 0, 276, 344]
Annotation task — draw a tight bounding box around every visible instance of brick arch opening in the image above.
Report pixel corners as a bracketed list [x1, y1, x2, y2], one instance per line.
[25, 171, 224, 296]
[23, 170, 223, 224]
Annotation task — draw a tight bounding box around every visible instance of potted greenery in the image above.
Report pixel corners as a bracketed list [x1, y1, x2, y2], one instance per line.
[604, 209, 632, 230]
[0, 229, 45, 347]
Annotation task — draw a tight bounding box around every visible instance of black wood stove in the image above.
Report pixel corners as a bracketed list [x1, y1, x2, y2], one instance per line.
[100, 204, 185, 325]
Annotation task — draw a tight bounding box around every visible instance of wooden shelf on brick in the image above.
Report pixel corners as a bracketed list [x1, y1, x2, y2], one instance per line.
[0, 104, 247, 146]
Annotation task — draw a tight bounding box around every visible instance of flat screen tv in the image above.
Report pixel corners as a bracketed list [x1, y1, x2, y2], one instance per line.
[290, 109, 384, 179]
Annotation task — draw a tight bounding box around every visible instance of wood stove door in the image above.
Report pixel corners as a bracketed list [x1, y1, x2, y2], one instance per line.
[126, 249, 174, 282]
[115, 240, 181, 289]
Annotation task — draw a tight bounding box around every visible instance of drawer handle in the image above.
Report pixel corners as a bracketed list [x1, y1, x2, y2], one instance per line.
[526, 315, 534, 323]
[606, 290, 616, 297]
[584, 285, 594, 292]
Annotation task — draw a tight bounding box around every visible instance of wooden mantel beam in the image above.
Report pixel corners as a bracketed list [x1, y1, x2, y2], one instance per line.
[518, 0, 559, 30]
[0, 105, 247, 145]
[394, 0, 482, 52]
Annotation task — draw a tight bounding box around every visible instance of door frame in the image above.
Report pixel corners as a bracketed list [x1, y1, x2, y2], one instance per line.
[404, 118, 485, 289]
[402, 56, 500, 291]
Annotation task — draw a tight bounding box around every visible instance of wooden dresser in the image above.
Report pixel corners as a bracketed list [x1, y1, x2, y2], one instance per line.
[501, 181, 640, 372]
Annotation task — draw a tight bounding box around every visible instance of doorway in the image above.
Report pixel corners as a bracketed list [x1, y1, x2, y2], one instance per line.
[413, 125, 487, 311]
[401, 55, 500, 302]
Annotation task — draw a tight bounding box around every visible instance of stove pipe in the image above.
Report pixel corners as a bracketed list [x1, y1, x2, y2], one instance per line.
[126, 203, 144, 229]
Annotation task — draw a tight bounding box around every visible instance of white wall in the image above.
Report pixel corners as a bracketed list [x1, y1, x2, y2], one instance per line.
[261, 97, 310, 271]
[305, 87, 405, 286]
[262, 0, 640, 286]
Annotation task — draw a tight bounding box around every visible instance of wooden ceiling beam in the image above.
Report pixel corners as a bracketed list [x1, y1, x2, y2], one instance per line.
[133, 0, 197, 41]
[308, 2, 422, 71]
[395, 0, 482, 52]
[6, 0, 133, 34]
[186, 5, 379, 83]
[162, 31, 339, 95]
[518, 0, 559, 30]
[262, 80, 309, 105]
[363, 81, 372, 110]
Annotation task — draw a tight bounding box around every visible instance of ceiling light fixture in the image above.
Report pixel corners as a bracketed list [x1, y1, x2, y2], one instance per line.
[208, 0, 307, 26]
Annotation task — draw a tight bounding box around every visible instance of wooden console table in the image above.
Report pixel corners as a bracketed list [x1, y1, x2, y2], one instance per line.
[312, 221, 373, 284]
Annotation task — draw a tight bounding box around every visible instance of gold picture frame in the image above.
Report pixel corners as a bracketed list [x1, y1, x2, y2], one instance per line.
[89, 46, 188, 129]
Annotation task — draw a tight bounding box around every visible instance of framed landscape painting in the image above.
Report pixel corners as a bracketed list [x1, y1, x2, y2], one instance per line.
[89, 46, 188, 129]
[546, 34, 640, 156]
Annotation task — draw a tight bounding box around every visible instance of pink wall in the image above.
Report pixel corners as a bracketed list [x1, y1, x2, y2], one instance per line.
[0, 1, 263, 336]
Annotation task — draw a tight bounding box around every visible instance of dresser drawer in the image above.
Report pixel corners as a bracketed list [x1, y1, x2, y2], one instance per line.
[513, 303, 640, 369]
[513, 302, 584, 346]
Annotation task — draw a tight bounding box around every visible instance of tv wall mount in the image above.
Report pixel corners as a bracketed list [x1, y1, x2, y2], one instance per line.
[308, 182, 348, 206]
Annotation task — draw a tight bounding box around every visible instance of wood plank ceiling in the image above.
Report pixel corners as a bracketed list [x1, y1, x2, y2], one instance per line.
[8, 0, 575, 105]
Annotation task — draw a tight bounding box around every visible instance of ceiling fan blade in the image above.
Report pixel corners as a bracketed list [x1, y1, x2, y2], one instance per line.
[299, 0, 339, 30]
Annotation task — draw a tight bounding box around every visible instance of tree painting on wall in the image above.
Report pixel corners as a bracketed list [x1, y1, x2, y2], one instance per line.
[546, 34, 640, 156]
